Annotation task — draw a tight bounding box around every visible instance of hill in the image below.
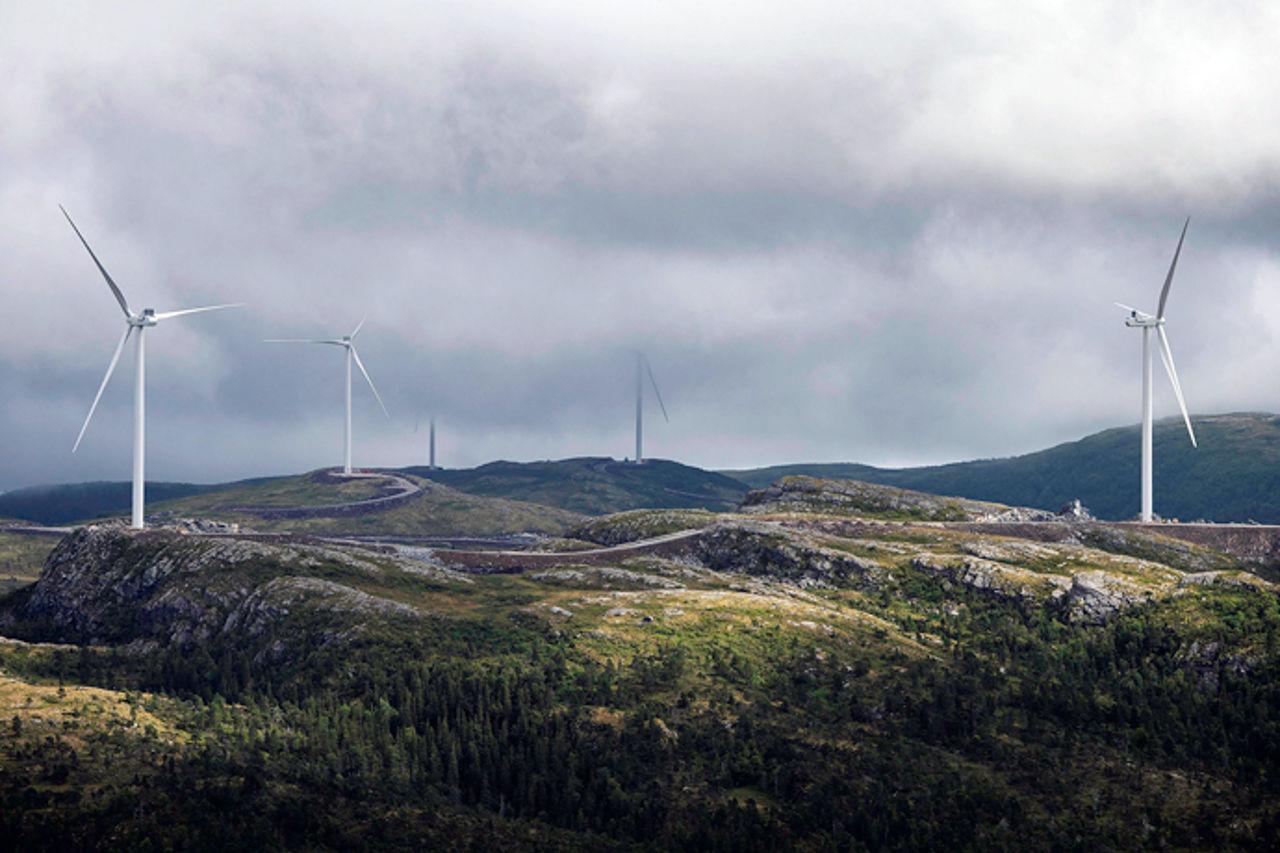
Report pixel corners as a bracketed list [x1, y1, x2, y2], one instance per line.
[0, 480, 217, 524]
[2, 481, 1280, 848]
[727, 412, 1280, 522]
[404, 457, 750, 515]
[151, 470, 585, 537]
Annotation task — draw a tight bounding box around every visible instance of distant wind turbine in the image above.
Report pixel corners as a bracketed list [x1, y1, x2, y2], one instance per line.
[1115, 218, 1197, 522]
[633, 352, 668, 465]
[265, 319, 389, 475]
[414, 414, 437, 469]
[62, 206, 244, 529]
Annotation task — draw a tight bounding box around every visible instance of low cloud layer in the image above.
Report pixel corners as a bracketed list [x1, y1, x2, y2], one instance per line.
[3, 1, 1280, 490]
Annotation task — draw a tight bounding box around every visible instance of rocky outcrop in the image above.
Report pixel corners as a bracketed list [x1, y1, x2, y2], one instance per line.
[529, 567, 683, 589]
[912, 553, 1071, 604]
[742, 476, 1006, 522]
[6, 524, 423, 648]
[689, 521, 887, 588]
[569, 509, 717, 547]
[1063, 571, 1157, 624]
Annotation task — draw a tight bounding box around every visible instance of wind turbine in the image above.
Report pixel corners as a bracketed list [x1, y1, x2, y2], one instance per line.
[265, 319, 389, 475]
[633, 352, 668, 464]
[1116, 217, 1197, 523]
[62, 206, 243, 530]
[414, 414, 437, 469]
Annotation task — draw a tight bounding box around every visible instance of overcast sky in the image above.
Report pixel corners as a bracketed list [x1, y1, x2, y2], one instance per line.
[3, 0, 1280, 491]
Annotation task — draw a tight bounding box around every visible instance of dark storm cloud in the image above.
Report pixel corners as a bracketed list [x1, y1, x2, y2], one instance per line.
[4, 0, 1280, 491]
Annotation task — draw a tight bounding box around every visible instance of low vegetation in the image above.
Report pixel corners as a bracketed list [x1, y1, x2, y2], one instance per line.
[2, 478, 1279, 849]
[409, 457, 750, 514]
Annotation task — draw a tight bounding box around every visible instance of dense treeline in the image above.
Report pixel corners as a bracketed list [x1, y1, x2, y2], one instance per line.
[5, 577, 1280, 849]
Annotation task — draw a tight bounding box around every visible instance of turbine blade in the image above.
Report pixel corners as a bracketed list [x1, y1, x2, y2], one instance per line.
[643, 355, 669, 423]
[350, 315, 367, 339]
[350, 346, 390, 419]
[1114, 302, 1141, 314]
[60, 205, 131, 317]
[1156, 325, 1197, 447]
[73, 326, 132, 452]
[1156, 217, 1190, 320]
[153, 303, 245, 321]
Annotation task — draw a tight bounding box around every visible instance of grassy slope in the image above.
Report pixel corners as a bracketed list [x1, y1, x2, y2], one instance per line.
[406, 457, 750, 515]
[0, 533, 58, 595]
[152, 474, 586, 536]
[153, 472, 389, 510]
[727, 412, 1280, 522]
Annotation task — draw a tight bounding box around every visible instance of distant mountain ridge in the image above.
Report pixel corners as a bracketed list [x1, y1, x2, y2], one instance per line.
[726, 412, 1280, 523]
[0, 481, 216, 525]
[9, 414, 1280, 525]
[402, 457, 750, 515]
[0, 458, 749, 525]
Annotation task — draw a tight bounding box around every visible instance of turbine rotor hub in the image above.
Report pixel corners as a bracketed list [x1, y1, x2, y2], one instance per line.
[129, 309, 159, 328]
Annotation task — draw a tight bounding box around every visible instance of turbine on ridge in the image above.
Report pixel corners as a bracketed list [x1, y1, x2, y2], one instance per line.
[265, 318, 390, 475]
[62, 206, 244, 529]
[1115, 217, 1197, 522]
[633, 352, 668, 465]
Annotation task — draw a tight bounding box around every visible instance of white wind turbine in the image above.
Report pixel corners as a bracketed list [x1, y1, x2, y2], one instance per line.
[62, 206, 243, 530]
[265, 319, 389, 475]
[633, 352, 668, 465]
[1116, 218, 1197, 523]
[413, 414, 437, 469]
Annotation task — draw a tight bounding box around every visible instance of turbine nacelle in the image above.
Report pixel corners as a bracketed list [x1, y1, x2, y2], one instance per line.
[129, 309, 159, 328]
[1124, 313, 1160, 329]
[1115, 302, 1159, 327]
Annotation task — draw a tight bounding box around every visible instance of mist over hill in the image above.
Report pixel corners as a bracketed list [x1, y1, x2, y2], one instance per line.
[727, 413, 1280, 523]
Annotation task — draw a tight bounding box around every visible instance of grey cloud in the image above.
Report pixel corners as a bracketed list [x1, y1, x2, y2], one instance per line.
[4, 1, 1280, 490]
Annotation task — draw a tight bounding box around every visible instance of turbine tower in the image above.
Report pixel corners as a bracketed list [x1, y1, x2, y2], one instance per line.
[633, 352, 668, 464]
[265, 319, 389, 475]
[1116, 218, 1197, 523]
[415, 414, 437, 469]
[62, 206, 243, 529]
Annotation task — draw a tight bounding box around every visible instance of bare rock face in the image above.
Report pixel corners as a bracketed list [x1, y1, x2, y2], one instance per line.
[1058, 499, 1094, 522]
[690, 521, 887, 589]
[912, 554, 1071, 604]
[8, 524, 420, 649]
[1064, 571, 1156, 624]
[742, 476, 1005, 522]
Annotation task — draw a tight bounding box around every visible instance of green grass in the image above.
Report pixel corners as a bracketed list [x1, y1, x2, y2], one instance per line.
[156, 472, 389, 510]
[0, 532, 57, 594]
[152, 474, 585, 537]
[407, 457, 750, 514]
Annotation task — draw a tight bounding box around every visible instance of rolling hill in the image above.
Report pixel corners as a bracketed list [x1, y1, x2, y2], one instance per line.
[726, 412, 1280, 523]
[0, 480, 217, 525]
[0, 459, 749, 526]
[3, 479, 1280, 848]
[403, 457, 751, 515]
[149, 471, 586, 537]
